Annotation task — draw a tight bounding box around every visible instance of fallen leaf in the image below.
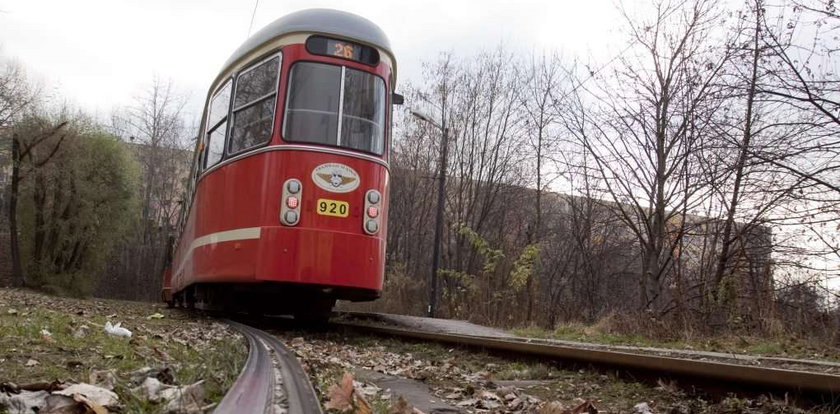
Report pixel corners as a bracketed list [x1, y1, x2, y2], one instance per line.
[538, 401, 567, 414]
[72, 325, 90, 339]
[41, 393, 77, 414]
[478, 390, 501, 401]
[634, 402, 653, 414]
[133, 377, 165, 403]
[89, 370, 117, 391]
[478, 399, 502, 409]
[153, 346, 172, 361]
[147, 312, 165, 319]
[456, 398, 479, 407]
[54, 383, 119, 408]
[161, 380, 206, 413]
[3, 391, 50, 413]
[388, 395, 424, 414]
[569, 400, 598, 414]
[25, 358, 39, 367]
[73, 393, 109, 414]
[325, 373, 355, 411]
[18, 381, 65, 392]
[128, 366, 176, 385]
[354, 389, 373, 414]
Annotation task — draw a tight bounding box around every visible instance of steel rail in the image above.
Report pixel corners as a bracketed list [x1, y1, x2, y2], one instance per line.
[250, 325, 324, 414]
[220, 320, 323, 414]
[217, 320, 274, 414]
[331, 321, 840, 396]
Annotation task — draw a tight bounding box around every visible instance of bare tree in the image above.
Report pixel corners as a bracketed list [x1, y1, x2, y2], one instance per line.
[100, 78, 191, 300]
[0, 61, 39, 129]
[755, 0, 840, 268]
[521, 52, 562, 242]
[111, 77, 189, 239]
[558, 0, 730, 312]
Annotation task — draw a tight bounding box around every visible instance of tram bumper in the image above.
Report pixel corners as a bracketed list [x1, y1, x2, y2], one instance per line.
[256, 226, 385, 293]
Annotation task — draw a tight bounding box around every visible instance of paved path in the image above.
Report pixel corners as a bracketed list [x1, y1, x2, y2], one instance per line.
[355, 368, 461, 413]
[351, 312, 514, 338]
[345, 312, 840, 371]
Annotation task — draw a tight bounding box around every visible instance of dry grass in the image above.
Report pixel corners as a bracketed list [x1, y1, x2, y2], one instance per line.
[513, 312, 840, 362]
[0, 288, 247, 412]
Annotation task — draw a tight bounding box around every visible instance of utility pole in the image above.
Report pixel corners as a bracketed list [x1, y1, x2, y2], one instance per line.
[429, 123, 448, 317]
[409, 101, 448, 318]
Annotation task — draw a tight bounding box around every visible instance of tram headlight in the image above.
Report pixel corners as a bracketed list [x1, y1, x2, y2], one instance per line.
[365, 220, 379, 233]
[367, 206, 379, 218]
[286, 196, 299, 209]
[287, 180, 301, 194]
[367, 191, 381, 204]
[285, 211, 299, 224]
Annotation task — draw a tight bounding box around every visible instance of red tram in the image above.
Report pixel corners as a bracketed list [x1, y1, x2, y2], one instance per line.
[162, 9, 400, 319]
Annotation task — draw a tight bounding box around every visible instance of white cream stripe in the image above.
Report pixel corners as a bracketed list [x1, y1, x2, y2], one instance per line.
[175, 227, 262, 278]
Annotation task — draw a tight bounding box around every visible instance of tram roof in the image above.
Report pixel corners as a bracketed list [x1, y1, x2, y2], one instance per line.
[222, 8, 393, 71]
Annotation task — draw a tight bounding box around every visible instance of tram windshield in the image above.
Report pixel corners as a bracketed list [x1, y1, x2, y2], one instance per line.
[283, 62, 386, 155]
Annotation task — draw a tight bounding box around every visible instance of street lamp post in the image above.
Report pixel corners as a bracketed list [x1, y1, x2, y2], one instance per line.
[410, 108, 448, 318]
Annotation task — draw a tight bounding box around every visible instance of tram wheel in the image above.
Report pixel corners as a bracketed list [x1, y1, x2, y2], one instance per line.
[293, 311, 330, 326]
[293, 299, 335, 326]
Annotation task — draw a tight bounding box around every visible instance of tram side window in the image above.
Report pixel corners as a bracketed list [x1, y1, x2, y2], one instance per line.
[283, 62, 341, 145]
[205, 81, 231, 168]
[229, 55, 281, 154]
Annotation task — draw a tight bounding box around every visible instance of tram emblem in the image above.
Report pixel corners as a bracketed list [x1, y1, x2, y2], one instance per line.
[312, 163, 360, 193]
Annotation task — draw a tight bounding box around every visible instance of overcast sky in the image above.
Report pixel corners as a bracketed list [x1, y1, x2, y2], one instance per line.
[0, 0, 625, 120]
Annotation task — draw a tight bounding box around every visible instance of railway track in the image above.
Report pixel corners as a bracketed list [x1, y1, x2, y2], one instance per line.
[218, 320, 323, 414]
[330, 313, 840, 403]
[213, 313, 839, 411]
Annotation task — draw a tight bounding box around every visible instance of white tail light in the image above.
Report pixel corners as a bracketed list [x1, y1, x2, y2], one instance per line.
[287, 180, 301, 194]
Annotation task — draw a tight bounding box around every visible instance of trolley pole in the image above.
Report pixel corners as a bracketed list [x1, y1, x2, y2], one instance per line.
[429, 124, 448, 318]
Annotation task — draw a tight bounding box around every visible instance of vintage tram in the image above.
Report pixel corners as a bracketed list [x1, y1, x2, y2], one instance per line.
[162, 9, 399, 319]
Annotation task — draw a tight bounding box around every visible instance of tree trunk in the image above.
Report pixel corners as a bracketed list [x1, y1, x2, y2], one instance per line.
[32, 170, 47, 268]
[9, 136, 23, 287]
[714, 3, 761, 293]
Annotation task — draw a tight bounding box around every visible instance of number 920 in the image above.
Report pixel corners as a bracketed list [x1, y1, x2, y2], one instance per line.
[316, 198, 349, 218]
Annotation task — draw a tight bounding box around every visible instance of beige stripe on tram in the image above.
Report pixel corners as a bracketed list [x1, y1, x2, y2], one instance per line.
[175, 227, 262, 279]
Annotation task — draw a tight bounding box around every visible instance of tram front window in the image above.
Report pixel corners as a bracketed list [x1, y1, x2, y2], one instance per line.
[284, 62, 386, 155]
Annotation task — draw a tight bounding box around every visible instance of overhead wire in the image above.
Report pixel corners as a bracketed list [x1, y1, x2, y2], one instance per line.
[247, 0, 260, 38]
